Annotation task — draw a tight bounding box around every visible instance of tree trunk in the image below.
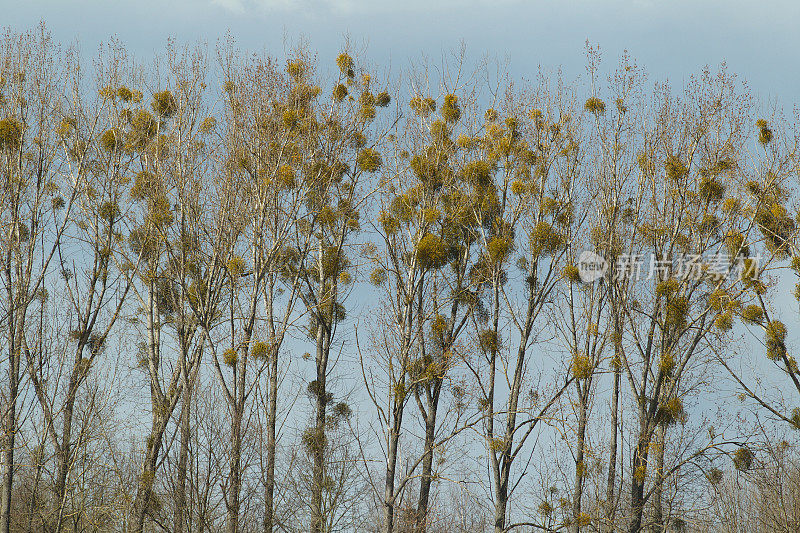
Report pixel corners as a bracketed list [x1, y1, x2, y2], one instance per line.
[604, 364, 620, 533]
[228, 337, 249, 533]
[493, 477, 508, 533]
[629, 423, 650, 533]
[53, 348, 84, 533]
[27, 438, 44, 531]
[263, 349, 278, 533]
[132, 416, 167, 533]
[227, 402, 242, 533]
[415, 384, 440, 533]
[53, 411, 72, 533]
[605, 286, 623, 533]
[175, 377, 191, 533]
[0, 375, 17, 533]
[131, 284, 168, 533]
[572, 390, 587, 533]
[1, 318, 21, 533]
[383, 402, 401, 533]
[310, 323, 328, 533]
[652, 425, 666, 532]
[490, 278, 504, 533]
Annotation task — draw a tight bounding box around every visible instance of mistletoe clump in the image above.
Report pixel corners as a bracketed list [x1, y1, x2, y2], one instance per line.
[100, 128, 122, 152]
[765, 320, 787, 360]
[0, 117, 22, 149]
[441, 94, 461, 123]
[529, 221, 564, 257]
[356, 148, 382, 173]
[664, 155, 688, 182]
[757, 119, 773, 144]
[487, 236, 513, 264]
[152, 90, 177, 118]
[478, 329, 500, 353]
[657, 396, 685, 426]
[584, 96, 605, 115]
[251, 341, 270, 360]
[740, 305, 764, 324]
[410, 95, 436, 117]
[571, 352, 593, 380]
[733, 446, 754, 471]
[562, 264, 581, 283]
[223, 348, 238, 367]
[336, 53, 354, 77]
[699, 175, 725, 202]
[415, 233, 449, 270]
[659, 351, 676, 375]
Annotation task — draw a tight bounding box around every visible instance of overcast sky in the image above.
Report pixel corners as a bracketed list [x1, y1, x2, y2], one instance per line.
[4, 0, 799, 110]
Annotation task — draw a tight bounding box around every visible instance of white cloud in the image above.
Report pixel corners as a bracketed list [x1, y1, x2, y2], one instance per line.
[211, 0, 247, 13]
[211, 0, 523, 15]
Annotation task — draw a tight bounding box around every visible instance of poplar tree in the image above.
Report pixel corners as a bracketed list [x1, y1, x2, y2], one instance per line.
[365, 71, 485, 531]
[464, 81, 583, 533]
[0, 27, 74, 533]
[282, 50, 389, 533]
[121, 46, 221, 533]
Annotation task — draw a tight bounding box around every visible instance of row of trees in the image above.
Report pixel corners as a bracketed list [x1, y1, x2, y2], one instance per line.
[1, 27, 799, 532]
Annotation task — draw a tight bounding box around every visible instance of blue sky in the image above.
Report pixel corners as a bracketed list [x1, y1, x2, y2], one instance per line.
[5, 0, 799, 109]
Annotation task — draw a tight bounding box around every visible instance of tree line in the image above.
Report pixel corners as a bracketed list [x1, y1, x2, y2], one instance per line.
[1, 26, 799, 533]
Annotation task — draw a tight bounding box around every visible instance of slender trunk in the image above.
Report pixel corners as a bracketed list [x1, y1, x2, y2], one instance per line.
[572, 390, 587, 533]
[493, 476, 508, 533]
[629, 453, 646, 533]
[489, 277, 504, 533]
[491, 394, 515, 533]
[383, 402, 402, 533]
[132, 283, 167, 533]
[228, 331, 249, 533]
[175, 376, 191, 533]
[415, 384, 439, 533]
[1, 319, 21, 533]
[227, 402, 242, 533]
[652, 425, 666, 532]
[54, 349, 84, 533]
[132, 416, 167, 533]
[388, 286, 417, 533]
[491, 264, 537, 533]
[0, 389, 15, 533]
[53, 418, 71, 533]
[310, 323, 328, 533]
[605, 285, 623, 533]
[604, 364, 620, 532]
[27, 439, 44, 531]
[263, 349, 278, 533]
[629, 417, 650, 533]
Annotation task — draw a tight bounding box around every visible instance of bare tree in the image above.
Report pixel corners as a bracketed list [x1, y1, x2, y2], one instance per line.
[207, 44, 310, 533]
[462, 74, 583, 533]
[119, 43, 225, 533]
[0, 25, 82, 533]
[361, 60, 484, 533]
[285, 48, 390, 533]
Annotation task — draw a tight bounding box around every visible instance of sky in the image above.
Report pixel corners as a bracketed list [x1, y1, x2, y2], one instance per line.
[3, 0, 799, 111]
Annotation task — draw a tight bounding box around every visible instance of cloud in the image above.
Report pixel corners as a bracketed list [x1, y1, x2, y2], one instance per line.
[210, 0, 310, 13]
[211, 0, 523, 15]
[211, 0, 247, 13]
